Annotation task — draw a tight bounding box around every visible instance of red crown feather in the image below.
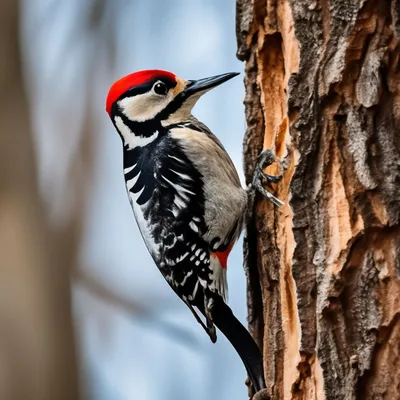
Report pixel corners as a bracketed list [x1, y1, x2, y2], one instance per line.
[106, 69, 176, 115]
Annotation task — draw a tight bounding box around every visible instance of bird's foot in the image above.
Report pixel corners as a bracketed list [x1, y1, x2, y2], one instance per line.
[252, 149, 284, 207]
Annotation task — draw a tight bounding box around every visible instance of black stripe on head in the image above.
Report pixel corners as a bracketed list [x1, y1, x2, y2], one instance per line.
[121, 76, 177, 100]
[116, 108, 164, 138]
[157, 90, 190, 121]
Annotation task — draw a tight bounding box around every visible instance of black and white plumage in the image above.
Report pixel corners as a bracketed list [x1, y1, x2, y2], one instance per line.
[121, 116, 243, 308]
[106, 70, 269, 392]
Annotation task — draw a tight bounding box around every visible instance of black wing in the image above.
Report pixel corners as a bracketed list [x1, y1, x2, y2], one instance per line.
[123, 134, 215, 302]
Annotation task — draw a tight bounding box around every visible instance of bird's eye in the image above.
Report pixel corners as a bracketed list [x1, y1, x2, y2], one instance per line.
[153, 81, 168, 95]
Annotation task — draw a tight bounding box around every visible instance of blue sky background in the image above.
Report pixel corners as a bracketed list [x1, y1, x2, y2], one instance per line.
[22, 1, 249, 399]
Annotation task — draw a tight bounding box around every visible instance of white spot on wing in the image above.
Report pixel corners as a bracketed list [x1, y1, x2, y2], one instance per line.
[170, 169, 193, 181]
[168, 154, 185, 164]
[189, 281, 200, 300]
[124, 164, 136, 174]
[176, 252, 189, 263]
[126, 172, 141, 190]
[198, 278, 207, 288]
[171, 206, 179, 217]
[189, 221, 199, 232]
[161, 175, 195, 197]
[180, 270, 193, 286]
[174, 195, 186, 209]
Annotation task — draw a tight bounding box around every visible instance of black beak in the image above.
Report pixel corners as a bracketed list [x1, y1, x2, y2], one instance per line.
[184, 72, 240, 96]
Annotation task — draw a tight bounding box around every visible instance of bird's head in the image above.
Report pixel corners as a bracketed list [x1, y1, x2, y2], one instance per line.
[106, 69, 239, 125]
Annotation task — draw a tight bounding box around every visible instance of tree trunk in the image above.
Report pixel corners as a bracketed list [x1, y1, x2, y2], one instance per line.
[0, 2, 80, 399]
[236, 0, 400, 399]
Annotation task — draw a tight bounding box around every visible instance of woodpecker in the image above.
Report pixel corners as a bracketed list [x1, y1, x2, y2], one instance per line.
[106, 69, 282, 392]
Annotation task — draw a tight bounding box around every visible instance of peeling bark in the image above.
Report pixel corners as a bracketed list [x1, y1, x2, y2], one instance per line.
[237, 0, 400, 399]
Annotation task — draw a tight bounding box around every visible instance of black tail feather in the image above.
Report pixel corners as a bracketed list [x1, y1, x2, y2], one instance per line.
[197, 295, 266, 392]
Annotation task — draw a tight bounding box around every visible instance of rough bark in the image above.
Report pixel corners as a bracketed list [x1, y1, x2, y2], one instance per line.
[0, 2, 80, 399]
[236, 0, 400, 399]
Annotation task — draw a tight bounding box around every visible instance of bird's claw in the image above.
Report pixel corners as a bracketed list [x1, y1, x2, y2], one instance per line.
[256, 149, 283, 183]
[252, 149, 284, 207]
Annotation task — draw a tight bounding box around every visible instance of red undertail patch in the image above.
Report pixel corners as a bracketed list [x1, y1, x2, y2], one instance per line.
[213, 242, 234, 269]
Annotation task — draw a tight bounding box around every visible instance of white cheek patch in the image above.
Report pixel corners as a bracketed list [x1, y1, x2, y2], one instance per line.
[119, 91, 173, 122]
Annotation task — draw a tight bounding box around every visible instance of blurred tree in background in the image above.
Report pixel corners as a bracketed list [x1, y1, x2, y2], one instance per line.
[0, 1, 79, 398]
[237, 0, 400, 399]
[3, 1, 249, 399]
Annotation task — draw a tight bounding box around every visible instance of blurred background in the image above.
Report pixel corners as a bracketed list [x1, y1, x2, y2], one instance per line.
[1, 1, 248, 399]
